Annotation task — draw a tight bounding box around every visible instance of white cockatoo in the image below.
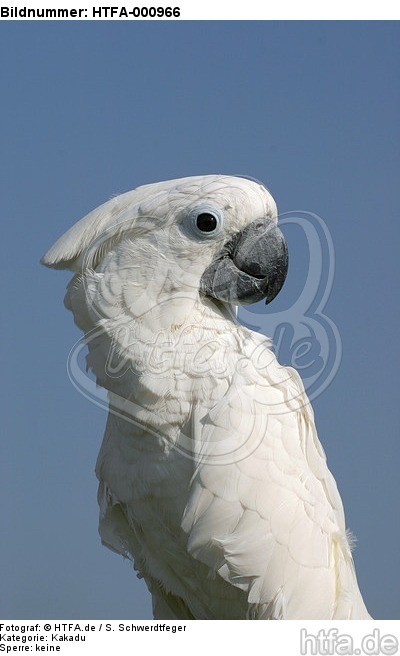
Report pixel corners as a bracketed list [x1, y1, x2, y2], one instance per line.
[42, 175, 371, 619]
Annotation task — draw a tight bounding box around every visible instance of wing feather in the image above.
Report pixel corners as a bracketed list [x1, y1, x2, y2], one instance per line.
[182, 334, 369, 618]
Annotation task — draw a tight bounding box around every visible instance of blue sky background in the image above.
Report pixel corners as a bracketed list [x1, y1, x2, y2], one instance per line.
[0, 21, 399, 620]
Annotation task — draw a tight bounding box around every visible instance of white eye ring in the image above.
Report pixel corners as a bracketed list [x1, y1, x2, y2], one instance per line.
[186, 205, 224, 239]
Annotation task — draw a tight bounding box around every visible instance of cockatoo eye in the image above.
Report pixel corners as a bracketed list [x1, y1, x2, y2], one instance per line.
[185, 205, 224, 240]
[196, 213, 218, 233]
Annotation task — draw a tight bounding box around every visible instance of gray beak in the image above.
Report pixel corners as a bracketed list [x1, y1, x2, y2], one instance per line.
[200, 217, 288, 306]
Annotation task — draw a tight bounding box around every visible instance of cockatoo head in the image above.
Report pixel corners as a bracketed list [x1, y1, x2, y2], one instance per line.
[42, 175, 288, 328]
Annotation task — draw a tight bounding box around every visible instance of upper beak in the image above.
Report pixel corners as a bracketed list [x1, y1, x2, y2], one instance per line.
[200, 217, 288, 306]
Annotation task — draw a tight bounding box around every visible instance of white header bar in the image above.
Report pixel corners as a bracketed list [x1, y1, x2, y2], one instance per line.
[0, 0, 398, 21]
